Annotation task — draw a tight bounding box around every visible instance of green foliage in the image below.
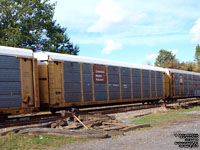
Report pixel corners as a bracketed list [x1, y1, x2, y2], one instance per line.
[195, 44, 200, 66]
[154, 49, 177, 68]
[0, 0, 79, 54]
[0, 132, 86, 150]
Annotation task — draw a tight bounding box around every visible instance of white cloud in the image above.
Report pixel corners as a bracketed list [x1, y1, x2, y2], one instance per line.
[190, 18, 200, 43]
[87, 0, 127, 32]
[146, 54, 158, 60]
[102, 40, 122, 54]
[169, 49, 178, 55]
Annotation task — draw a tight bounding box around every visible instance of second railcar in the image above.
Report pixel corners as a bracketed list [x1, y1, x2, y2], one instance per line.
[168, 69, 200, 98]
[34, 52, 169, 111]
[0, 46, 40, 115]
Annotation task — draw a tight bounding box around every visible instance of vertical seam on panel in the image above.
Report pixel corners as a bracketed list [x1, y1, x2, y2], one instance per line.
[187, 74, 189, 95]
[80, 63, 84, 103]
[91, 64, 95, 102]
[149, 70, 152, 98]
[162, 73, 165, 97]
[20, 58, 24, 107]
[119, 67, 122, 100]
[182, 74, 184, 96]
[130, 68, 133, 99]
[61, 62, 65, 105]
[155, 71, 157, 97]
[106, 66, 110, 102]
[140, 69, 143, 98]
[179, 74, 181, 96]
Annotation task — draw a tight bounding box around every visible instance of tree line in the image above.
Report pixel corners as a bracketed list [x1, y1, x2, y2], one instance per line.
[0, 0, 79, 55]
[155, 44, 200, 72]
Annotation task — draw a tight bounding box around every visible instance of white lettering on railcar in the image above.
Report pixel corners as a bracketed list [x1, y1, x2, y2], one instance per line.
[95, 70, 105, 74]
[96, 74, 103, 78]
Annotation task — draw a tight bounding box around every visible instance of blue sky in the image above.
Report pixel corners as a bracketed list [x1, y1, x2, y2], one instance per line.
[50, 0, 200, 65]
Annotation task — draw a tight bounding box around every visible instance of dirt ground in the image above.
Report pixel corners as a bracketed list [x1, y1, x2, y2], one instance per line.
[55, 115, 200, 150]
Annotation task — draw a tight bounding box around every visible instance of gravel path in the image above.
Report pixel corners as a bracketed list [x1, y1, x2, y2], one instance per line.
[55, 116, 200, 150]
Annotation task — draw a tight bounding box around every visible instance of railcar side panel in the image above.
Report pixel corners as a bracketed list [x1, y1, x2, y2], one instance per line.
[132, 69, 142, 98]
[142, 70, 150, 98]
[93, 65, 107, 101]
[121, 67, 131, 99]
[108, 66, 120, 100]
[82, 63, 93, 102]
[64, 61, 81, 103]
[0, 55, 21, 107]
[156, 71, 163, 97]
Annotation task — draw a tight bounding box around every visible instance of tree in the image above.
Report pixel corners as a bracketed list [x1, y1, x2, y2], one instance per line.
[155, 49, 177, 68]
[0, 0, 79, 55]
[195, 44, 200, 66]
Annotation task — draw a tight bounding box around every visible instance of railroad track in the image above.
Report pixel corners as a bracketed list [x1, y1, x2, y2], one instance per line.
[1, 98, 200, 129]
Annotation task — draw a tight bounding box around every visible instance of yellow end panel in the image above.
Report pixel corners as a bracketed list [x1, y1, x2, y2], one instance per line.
[33, 59, 40, 107]
[164, 73, 170, 97]
[20, 58, 34, 107]
[38, 65, 49, 105]
[169, 73, 175, 97]
[48, 61, 64, 105]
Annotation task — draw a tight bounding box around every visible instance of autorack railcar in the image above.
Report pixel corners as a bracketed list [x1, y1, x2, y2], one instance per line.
[0, 46, 40, 115]
[168, 69, 200, 99]
[34, 51, 170, 112]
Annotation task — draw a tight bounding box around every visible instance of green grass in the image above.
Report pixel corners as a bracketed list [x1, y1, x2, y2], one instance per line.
[0, 133, 87, 150]
[132, 106, 200, 127]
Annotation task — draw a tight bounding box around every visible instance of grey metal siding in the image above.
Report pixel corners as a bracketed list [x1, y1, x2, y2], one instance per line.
[94, 83, 107, 101]
[82, 63, 92, 101]
[156, 71, 163, 97]
[151, 71, 156, 97]
[142, 70, 150, 98]
[0, 55, 21, 108]
[132, 69, 141, 98]
[108, 66, 120, 100]
[63, 62, 81, 103]
[121, 68, 131, 99]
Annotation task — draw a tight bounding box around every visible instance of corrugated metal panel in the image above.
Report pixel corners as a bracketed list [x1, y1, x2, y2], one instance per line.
[132, 69, 141, 98]
[108, 66, 120, 100]
[0, 55, 22, 108]
[82, 63, 92, 101]
[109, 84, 120, 92]
[94, 83, 107, 92]
[64, 73, 80, 82]
[0, 82, 21, 95]
[156, 71, 163, 97]
[0, 95, 22, 107]
[84, 93, 92, 101]
[65, 92, 81, 102]
[151, 71, 156, 97]
[0, 55, 20, 69]
[95, 92, 107, 101]
[63, 61, 81, 103]
[109, 92, 120, 100]
[108, 66, 119, 75]
[108, 75, 119, 83]
[0, 69, 21, 82]
[142, 70, 150, 98]
[64, 62, 80, 73]
[121, 68, 131, 99]
[64, 83, 81, 93]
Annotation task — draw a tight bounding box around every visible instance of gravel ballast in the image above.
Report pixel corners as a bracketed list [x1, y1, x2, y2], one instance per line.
[56, 116, 200, 150]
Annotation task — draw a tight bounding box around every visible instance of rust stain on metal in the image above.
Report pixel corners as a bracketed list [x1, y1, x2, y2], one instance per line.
[93, 65, 107, 83]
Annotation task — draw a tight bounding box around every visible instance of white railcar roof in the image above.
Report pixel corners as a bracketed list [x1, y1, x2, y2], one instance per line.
[0, 46, 33, 57]
[167, 68, 200, 76]
[34, 51, 168, 73]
